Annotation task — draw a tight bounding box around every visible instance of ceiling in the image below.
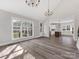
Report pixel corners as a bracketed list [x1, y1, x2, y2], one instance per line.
[0, 0, 79, 21]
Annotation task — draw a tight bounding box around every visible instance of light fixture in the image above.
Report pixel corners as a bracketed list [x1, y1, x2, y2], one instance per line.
[44, 9, 53, 16]
[25, 0, 40, 7]
[44, 0, 53, 16]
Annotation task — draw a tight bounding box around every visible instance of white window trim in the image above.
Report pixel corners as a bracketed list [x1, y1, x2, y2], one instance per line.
[11, 17, 34, 40]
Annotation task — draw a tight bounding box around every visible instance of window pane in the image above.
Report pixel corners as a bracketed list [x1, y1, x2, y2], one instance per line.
[22, 22, 27, 37]
[28, 23, 32, 36]
[13, 30, 20, 38]
[40, 23, 42, 32]
[12, 20, 21, 39]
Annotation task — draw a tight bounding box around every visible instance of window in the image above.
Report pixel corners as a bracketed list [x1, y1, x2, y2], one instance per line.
[50, 24, 56, 31]
[22, 21, 28, 37]
[12, 19, 33, 40]
[67, 25, 70, 30]
[28, 23, 32, 36]
[12, 20, 21, 39]
[62, 25, 71, 31]
[40, 23, 43, 32]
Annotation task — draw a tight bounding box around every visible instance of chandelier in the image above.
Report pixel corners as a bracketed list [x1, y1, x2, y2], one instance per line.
[25, 0, 40, 7]
[44, 9, 53, 16]
[44, 0, 53, 16]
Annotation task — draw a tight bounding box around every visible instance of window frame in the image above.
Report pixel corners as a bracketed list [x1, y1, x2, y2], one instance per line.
[12, 18, 34, 40]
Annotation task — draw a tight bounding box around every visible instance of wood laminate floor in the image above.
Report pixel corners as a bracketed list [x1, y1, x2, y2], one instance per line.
[0, 36, 79, 59]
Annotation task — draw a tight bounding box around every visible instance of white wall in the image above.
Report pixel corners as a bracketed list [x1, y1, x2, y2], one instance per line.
[43, 20, 49, 37]
[0, 10, 40, 46]
[74, 16, 79, 41]
[74, 16, 79, 49]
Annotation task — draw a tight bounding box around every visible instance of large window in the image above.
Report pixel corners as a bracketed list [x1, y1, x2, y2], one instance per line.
[62, 25, 71, 31]
[12, 20, 33, 40]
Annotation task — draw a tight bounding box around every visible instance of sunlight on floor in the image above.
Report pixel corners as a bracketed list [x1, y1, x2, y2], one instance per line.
[24, 53, 35, 59]
[0, 45, 17, 57]
[0, 56, 6, 59]
[0, 44, 36, 59]
[14, 45, 23, 52]
[7, 49, 24, 59]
